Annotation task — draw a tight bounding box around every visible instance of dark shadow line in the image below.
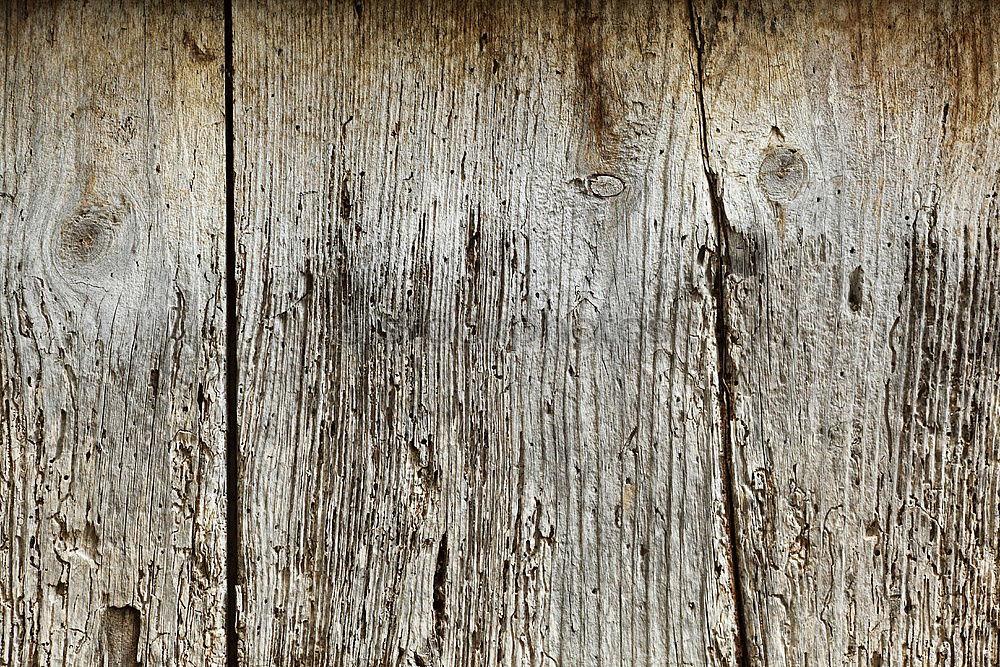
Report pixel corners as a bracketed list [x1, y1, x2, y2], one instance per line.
[224, 0, 240, 665]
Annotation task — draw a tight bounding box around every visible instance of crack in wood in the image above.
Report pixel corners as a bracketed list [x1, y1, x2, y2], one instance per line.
[432, 533, 449, 650]
[686, 3, 752, 665]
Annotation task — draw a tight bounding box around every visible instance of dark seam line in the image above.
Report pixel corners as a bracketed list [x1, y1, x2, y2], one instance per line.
[224, 0, 240, 665]
[686, 3, 753, 666]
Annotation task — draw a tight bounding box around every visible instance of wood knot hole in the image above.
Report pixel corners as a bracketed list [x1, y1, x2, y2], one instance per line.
[586, 173, 625, 198]
[101, 605, 141, 667]
[848, 265, 864, 312]
[758, 146, 807, 202]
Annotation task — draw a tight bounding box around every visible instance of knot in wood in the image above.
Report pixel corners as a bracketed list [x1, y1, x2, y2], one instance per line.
[571, 300, 601, 342]
[586, 173, 625, 198]
[57, 203, 122, 267]
[758, 146, 807, 202]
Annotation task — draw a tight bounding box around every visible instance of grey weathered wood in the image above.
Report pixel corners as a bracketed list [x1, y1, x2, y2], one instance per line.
[6, 2, 997, 664]
[233, 0, 739, 664]
[0, 3, 227, 665]
[693, 1, 1000, 664]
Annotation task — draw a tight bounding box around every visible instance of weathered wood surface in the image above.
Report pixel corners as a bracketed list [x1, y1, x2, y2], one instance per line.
[233, 0, 740, 664]
[693, 1, 1000, 664]
[4, 1, 1000, 665]
[0, 2, 227, 665]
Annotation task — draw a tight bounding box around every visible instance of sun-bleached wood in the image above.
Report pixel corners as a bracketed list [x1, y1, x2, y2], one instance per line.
[233, 0, 739, 664]
[5, 2, 998, 665]
[0, 3, 227, 665]
[692, 1, 1000, 664]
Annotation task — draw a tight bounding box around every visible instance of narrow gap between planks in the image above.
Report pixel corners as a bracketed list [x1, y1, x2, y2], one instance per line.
[223, 0, 241, 664]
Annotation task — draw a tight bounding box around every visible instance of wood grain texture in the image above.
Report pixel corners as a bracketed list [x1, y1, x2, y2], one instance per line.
[233, 1, 739, 664]
[5, 2, 998, 664]
[0, 2, 227, 665]
[692, 1, 1000, 664]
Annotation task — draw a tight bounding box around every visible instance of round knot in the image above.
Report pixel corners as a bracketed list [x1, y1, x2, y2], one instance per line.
[57, 204, 122, 267]
[758, 147, 807, 202]
[586, 173, 625, 199]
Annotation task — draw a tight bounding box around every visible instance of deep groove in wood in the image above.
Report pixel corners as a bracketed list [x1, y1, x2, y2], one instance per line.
[432, 533, 449, 649]
[224, 0, 240, 664]
[686, 3, 752, 665]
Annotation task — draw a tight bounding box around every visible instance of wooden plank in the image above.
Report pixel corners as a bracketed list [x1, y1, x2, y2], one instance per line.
[233, 1, 740, 664]
[0, 2, 227, 665]
[692, 1, 1000, 664]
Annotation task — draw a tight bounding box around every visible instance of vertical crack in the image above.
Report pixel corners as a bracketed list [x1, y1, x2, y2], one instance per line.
[224, 0, 240, 665]
[686, 3, 752, 666]
[432, 533, 449, 648]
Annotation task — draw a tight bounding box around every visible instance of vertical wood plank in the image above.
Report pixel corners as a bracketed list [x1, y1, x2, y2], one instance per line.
[693, 1, 1000, 664]
[234, 1, 739, 664]
[0, 2, 227, 665]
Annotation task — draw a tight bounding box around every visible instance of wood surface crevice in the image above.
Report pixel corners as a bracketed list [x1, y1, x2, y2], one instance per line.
[233, 1, 741, 664]
[223, 0, 241, 665]
[692, 2, 1000, 663]
[687, 3, 752, 665]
